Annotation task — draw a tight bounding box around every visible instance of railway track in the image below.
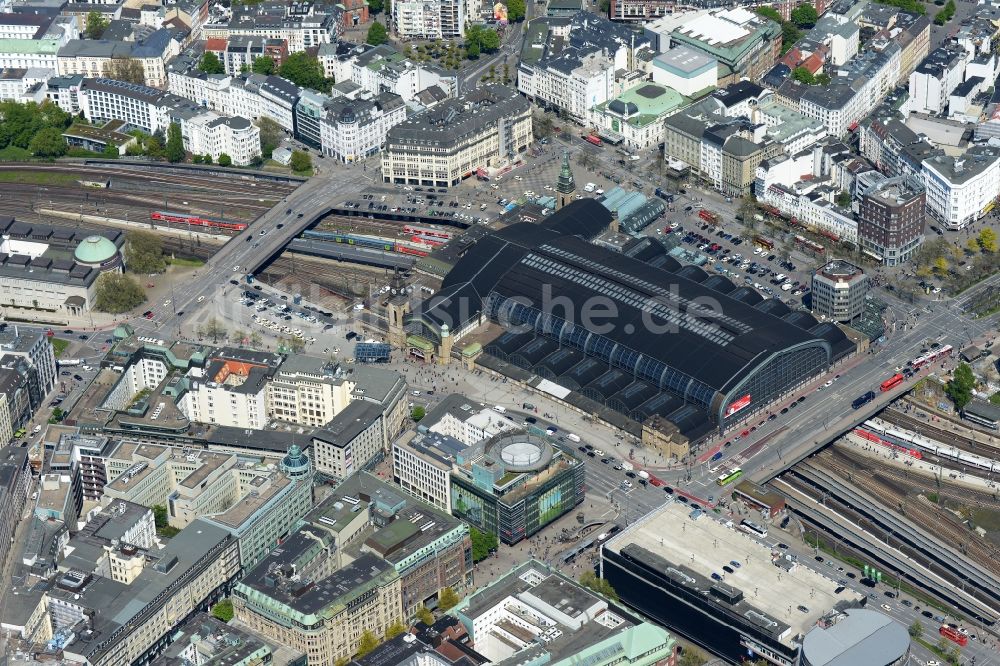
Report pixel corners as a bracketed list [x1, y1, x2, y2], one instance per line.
[881, 407, 1000, 457]
[814, 448, 1000, 575]
[831, 443, 1000, 509]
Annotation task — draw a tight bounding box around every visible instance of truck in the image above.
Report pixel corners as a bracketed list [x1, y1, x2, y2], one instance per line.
[621, 461, 634, 472]
[584, 182, 596, 193]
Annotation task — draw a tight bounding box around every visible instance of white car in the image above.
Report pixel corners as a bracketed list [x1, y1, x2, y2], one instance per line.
[823, 380, 834, 388]
[233, 265, 240, 271]
[163, 300, 171, 306]
[197, 295, 205, 303]
[880, 604, 892, 612]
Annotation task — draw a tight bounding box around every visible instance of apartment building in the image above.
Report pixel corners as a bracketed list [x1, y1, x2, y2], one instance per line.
[922, 146, 1000, 230]
[0, 328, 57, 401]
[335, 43, 457, 103]
[0, 38, 60, 70]
[909, 43, 970, 116]
[382, 84, 532, 188]
[320, 91, 406, 163]
[811, 260, 869, 323]
[393, 0, 464, 39]
[519, 48, 616, 124]
[227, 73, 300, 132]
[267, 354, 353, 426]
[0, 362, 30, 444]
[234, 544, 402, 666]
[798, 39, 901, 137]
[166, 67, 232, 113]
[421, 393, 518, 446]
[204, 3, 340, 52]
[223, 35, 287, 75]
[57, 30, 178, 87]
[181, 348, 279, 429]
[174, 108, 262, 165]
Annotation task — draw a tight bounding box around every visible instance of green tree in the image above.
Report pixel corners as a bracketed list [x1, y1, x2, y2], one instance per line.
[203, 317, 227, 343]
[251, 55, 275, 75]
[837, 190, 851, 208]
[198, 51, 225, 74]
[755, 6, 782, 21]
[872, 0, 925, 15]
[385, 620, 407, 639]
[368, 0, 384, 13]
[85, 10, 109, 39]
[791, 66, 815, 84]
[153, 504, 169, 528]
[466, 40, 481, 59]
[218, 153, 232, 167]
[165, 122, 185, 163]
[438, 587, 460, 611]
[28, 127, 67, 157]
[790, 3, 818, 27]
[278, 51, 330, 91]
[470, 527, 499, 562]
[781, 22, 803, 54]
[202, 154, 213, 164]
[94, 272, 145, 313]
[356, 630, 380, 658]
[507, 0, 526, 21]
[411, 405, 426, 421]
[599, 0, 610, 11]
[466, 25, 500, 57]
[290, 150, 312, 173]
[933, 256, 949, 275]
[579, 571, 619, 601]
[678, 647, 708, 666]
[211, 599, 234, 622]
[124, 229, 166, 274]
[367, 20, 389, 45]
[946, 363, 976, 409]
[908, 620, 923, 639]
[107, 58, 145, 84]
[815, 72, 831, 85]
[978, 227, 997, 252]
[415, 605, 434, 625]
[966, 237, 981, 254]
[255, 116, 283, 159]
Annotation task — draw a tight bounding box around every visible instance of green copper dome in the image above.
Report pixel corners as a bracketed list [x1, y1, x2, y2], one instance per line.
[74, 235, 117, 264]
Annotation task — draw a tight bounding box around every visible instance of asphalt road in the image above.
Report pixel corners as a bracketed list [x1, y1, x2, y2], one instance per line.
[128, 164, 374, 338]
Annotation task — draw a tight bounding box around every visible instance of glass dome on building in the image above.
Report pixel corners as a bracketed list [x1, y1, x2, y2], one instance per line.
[74, 235, 118, 266]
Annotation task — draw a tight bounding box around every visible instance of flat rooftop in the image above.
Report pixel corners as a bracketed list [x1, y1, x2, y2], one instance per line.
[605, 501, 863, 645]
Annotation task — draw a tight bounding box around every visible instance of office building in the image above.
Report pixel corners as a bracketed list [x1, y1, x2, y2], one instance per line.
[226, 73, 301, 132]
[177, 110, 261, 165]
[267, 354, 354, 427]
[382, 85, 531, 188]
[49, 518, 241, 666]
[651, 46, 717, 97]
[393, 428, 469, 512]
[204, 4, 340, 53]
[453, 560, 678, 666]
[859, 176, 926, 265]
[320, 91, 407, 163]
[0, 446, 30, 573]
[304, 471, 473, 615]
[922, 146, 1000, 229]
[151, 613, 306, 666]
[810, 260, 869, 323]
[449, 430, 585, 545]
[181, 348, 279, 429]
[601, 501, 869, 666]
[661, 7, 782, 85]
[309, 399, 387, 480]
[331, 44, 456, 103]
[0, 360, 32, 443]
[234, 541, 403, 666]
[0, 326, 57, 401]
[421, 394, 518, 446]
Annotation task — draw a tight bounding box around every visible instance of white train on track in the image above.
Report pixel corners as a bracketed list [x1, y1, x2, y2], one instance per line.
[862, 418, 1000, 473]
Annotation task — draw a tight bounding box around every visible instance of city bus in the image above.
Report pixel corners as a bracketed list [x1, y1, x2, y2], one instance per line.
[582, 134, 603, 147]
[852, 391, 876, 409]
[939, 625, 968, 647]
[880, 373, 905, 392]
[717, 468, 743, 486]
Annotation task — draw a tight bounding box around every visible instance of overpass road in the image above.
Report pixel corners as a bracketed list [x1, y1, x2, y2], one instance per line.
[128, 164, 373, 337]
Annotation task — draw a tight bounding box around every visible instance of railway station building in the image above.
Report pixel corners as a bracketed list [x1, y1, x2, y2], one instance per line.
[398, 200, 854, 440]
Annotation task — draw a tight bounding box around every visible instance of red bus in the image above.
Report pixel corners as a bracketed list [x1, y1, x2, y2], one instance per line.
[939, 625, 968, 647]
[582, 134, 603, 147]
[699, 209, 720, 224]
[880, 374, 905, 392]
[753, 235, 775, 250]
